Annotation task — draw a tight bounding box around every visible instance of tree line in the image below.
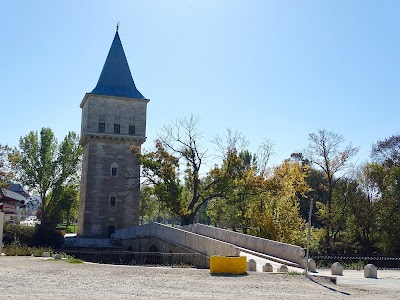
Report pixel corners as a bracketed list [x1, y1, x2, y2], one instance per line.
[1, 119, 399, 256]
[137, 116, 400, 257]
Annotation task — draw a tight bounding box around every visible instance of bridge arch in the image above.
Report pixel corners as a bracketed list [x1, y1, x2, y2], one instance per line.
[148, 244, 160, 252]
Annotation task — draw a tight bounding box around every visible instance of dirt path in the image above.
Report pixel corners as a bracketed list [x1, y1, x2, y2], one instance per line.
[0, 256, 398, 299]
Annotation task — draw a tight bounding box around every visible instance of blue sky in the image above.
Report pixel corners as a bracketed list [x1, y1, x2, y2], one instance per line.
[1, 1, 399, 167]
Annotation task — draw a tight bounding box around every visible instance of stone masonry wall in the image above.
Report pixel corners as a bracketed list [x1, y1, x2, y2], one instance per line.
[78, 93, 148, 237]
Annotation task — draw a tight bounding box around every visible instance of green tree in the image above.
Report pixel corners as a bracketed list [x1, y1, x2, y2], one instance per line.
[261, 160, 311, 245]
[12, 128, 82, 229]
[305, 129, 358, 253]
[375, 165, 400, 255]
[206, 129, 268, 232]
[221, 151, 264, 233]
[369, 134, 400, 255]
[135, 120, 247, 226]
[133, 140, 184, 222]
[290, 153, 328, 228]
[327, 177, 359, 253]
[371, 133, 400, 167]
[139, 186, 160, 224]
[343, 163, 386, 255]
[58, 184, 79, 227]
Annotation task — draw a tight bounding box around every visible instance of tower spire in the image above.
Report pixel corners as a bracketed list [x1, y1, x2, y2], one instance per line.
[90, 29, 144, 99]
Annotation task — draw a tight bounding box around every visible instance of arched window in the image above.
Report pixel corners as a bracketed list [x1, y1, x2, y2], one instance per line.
[109, 196, 116, 207]
[111, 162, 118, 177]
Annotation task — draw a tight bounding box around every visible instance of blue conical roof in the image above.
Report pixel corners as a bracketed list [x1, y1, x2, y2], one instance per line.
[91, 31, 144, 99]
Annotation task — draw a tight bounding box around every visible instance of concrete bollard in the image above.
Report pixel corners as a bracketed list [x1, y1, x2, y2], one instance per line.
[307, 258, 317, 273]
[262, 263, 273, 272]
[364, 264, 377, 278]
[277, 265, 288, 273]
[331, 262, 343, 276]
[54, 253, 62, 260]
[42, 252, 50, 258]
[247, 259, 257, 271]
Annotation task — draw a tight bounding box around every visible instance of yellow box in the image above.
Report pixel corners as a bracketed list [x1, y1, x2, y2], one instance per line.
[210, 256, 247, 275]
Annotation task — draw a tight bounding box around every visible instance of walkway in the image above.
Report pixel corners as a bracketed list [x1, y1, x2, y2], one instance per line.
[240, 251, 304, 273]
[239, 251, 400, 290]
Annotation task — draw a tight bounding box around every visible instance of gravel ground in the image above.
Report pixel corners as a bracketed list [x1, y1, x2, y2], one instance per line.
[1, 256, 399, 299]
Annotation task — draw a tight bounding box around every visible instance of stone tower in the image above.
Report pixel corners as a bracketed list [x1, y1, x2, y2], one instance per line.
[78, 29, 149, 238]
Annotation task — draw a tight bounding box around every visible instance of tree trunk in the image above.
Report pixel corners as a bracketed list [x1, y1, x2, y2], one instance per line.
[66, 210, 70, 227]
[180, 213, 195, 226]
[325, 180, 333, 253]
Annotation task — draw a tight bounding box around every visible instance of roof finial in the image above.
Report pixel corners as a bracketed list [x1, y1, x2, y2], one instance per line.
[116, 22, 120, 32]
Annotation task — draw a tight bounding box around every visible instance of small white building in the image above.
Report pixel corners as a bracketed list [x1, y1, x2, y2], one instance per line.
[0, 188, 26, 224]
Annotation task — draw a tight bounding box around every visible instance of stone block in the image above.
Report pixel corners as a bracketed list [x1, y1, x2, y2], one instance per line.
[54, 253, 62, 260]
[262, 263, 273, 272]
[247, 259, 256, 271]
[307, 258, 316, 272]
[364, 264, 377, 278]
[331, 262, 343, 276]
[277, 265, 288, 273]
[210, 256, 247, 275]
[42, 252, 50, 258]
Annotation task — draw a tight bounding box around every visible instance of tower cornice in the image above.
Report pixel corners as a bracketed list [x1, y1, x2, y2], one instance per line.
[80, 133, 146, 146]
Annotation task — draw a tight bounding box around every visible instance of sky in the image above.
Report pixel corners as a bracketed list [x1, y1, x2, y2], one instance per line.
[1, 1, 399, 168]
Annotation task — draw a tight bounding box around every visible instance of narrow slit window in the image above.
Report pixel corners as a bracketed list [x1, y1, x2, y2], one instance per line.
[111, 167, 117, 176]
[111, 163, 118, 177]
[129, 125, 135, 135]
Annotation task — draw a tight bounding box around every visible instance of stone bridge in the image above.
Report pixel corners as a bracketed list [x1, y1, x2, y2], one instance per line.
[112, 223, 307, 268]
[113, 222, 240, 257]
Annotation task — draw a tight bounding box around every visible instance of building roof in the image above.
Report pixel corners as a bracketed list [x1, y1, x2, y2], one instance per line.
[90, 31, 145, 99]
[0, 188, 26, 203]
[8, 183, 29, 198]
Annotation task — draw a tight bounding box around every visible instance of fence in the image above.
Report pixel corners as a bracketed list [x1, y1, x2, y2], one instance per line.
[60, 249, 209, 268]
[312, 256, 400, 270]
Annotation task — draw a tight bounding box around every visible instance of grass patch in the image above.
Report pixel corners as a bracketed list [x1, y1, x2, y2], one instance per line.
[342, 261, 365, 271]
[288, 270, 306, 276]
[2, 245, 53, 257]
[316, 260, 365, 271]
[56, 224, 78, 234]
[67, 258, 84, 264]
[2, 246, 84, 264]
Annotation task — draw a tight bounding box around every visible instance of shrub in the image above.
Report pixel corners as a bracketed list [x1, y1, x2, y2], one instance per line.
[33, 225, 64, 249]
[2, 223, 36, 246]
[2, 223, 64, 249]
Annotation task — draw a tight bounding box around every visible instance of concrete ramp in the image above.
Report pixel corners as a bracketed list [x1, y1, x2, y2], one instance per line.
[181, 223, 307, 268]
[113, 222, 240, 257]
